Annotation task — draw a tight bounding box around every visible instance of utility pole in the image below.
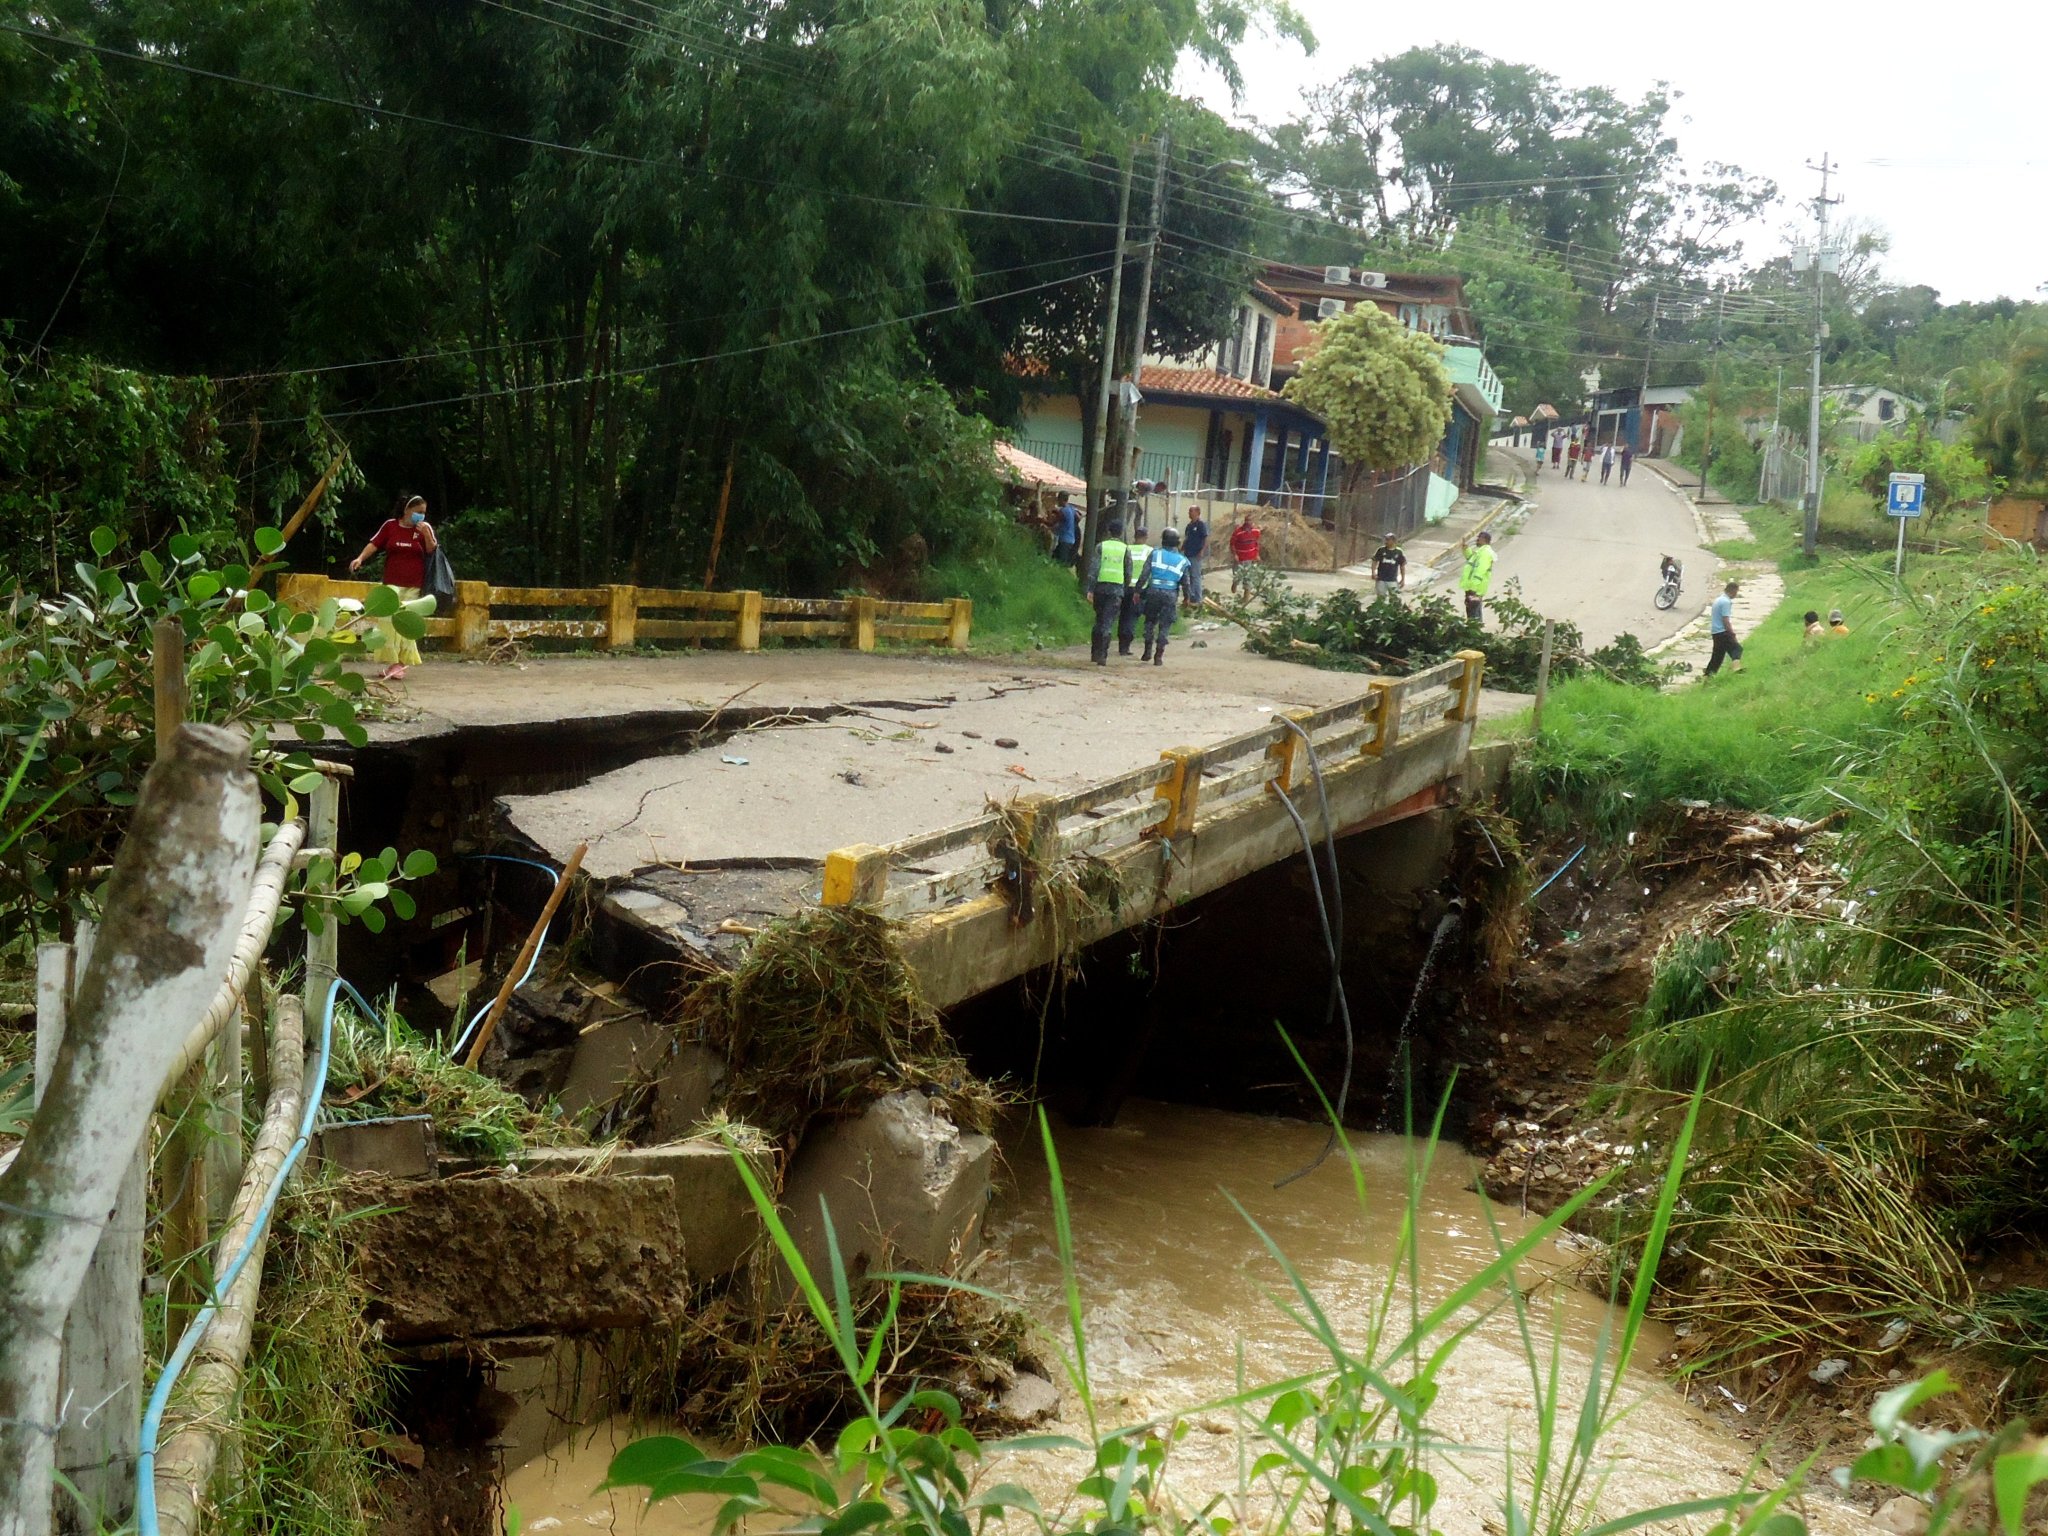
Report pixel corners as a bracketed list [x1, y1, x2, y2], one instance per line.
[1760, 363, 1784, 503]
[1636, 293, 1658, 455]
[1701, 290, 1725, 497]
[1802, 152, 1838, 558]
[1114, 130, 1172, 514]
[1081, 150, 1136, 586]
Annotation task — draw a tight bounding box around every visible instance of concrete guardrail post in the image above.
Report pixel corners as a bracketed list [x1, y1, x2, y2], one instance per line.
[946, 598, 973, 650]
[1264, 709, 1315, 796]
[850, 595, 878, 653]
[735, 591, 763, 652]
[1448, 649, 1487, 722]
[1153, 747, 1205, 839]
[451, 581, 491, 654]
[821, 844, 890, 907]
[605, 586, 638, 651]
[1363, 680, 1404, 759]
[1001, 796, 1059, 925]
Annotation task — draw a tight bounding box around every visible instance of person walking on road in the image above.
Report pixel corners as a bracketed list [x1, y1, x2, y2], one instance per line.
[1618, 443, 1634, 485]
[1370, 532, 1406, 600]
[348, 493, 437, 680]
[1229, 512, 1262, 596]
[1705, 580, 1745, 676]
[1565, 439, 1580, 480]
[1135, 527, 1192, 665]
[1181, 507, 1209, 605]
[1550, 436, 1563, 470]
[1600, 444, 1616, 485]
[1088, 518, 1135, 666]
[1459, 530, 1496, 624]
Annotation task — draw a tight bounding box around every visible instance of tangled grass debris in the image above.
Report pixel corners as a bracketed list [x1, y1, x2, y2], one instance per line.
[323, 999, 583, 1160]
[683, 905, 1000, 1143]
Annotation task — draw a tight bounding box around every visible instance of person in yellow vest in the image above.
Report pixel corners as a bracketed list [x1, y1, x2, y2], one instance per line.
[1459, 530, 1496, 624]
[1089, 518, 1136, 666]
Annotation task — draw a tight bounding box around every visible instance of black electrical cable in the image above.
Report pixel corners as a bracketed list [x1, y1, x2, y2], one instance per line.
[1272, 715, 1355, 1189]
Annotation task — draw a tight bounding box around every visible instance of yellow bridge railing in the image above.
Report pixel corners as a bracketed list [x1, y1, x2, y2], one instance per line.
[823, 651, 1485, 921]
[277, 576, 973, 653]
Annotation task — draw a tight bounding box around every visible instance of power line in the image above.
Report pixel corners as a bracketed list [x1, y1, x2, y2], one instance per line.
[254, 257, 1118, 426]
[1, 20, 1125, 230]
[203, 248, 1117, 385]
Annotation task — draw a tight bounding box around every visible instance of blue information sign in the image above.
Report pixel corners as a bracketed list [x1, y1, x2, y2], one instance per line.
[1887, 473, 1926, 518]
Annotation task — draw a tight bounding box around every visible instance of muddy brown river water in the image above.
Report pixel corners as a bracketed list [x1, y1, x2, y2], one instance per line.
[507, 1102, 1874, 1535]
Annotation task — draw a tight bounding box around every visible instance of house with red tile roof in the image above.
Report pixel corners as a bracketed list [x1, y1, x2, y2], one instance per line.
[1012, 282, 1337, 514]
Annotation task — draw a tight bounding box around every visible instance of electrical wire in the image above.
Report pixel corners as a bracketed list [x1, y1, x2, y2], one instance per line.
[250, 257, 1116, 426]
[135, 973, 359, 1536]
[1271, 717, 1354, 1190]
[448, 854, 564, 1060]
[135, 851, 573, 1533]
[0, 21, 1124, 230]
[200, 247, 1115, 387]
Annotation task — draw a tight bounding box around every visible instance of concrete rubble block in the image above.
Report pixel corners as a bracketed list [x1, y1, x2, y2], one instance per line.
[650, 1044, 729, 1140]
[311, 1116, 439, 1179]
[342, 1173, 689, 1343]
[996, 1370, 1060, 1426]
[515, 1139, 769, 1280]
[779, 1091, 995, 1284]
[557, 1016, 673, 1118]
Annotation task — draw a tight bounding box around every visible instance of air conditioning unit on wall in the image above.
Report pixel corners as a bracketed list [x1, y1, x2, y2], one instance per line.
[1357, 271, 1388, 289]
[1323, 265, 1350, 285]
[1317, 297, 1346, 319]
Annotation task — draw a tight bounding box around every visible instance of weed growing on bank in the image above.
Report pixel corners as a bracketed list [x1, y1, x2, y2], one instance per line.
[924, 524, 1093, 652]
[1605, 560, 2048, 1410]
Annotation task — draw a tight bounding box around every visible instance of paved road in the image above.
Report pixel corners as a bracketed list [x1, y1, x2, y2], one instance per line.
[1476, 447, 1712, 648]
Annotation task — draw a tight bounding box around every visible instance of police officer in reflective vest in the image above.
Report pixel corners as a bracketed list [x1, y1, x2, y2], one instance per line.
[1135, 527, 1192, 666]
[1089, 518, 1136, 666]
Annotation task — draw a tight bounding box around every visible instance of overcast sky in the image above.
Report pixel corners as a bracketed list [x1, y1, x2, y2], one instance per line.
[1184, 1, 2044, 305]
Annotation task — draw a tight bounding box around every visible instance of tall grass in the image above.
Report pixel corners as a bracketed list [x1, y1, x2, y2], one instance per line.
[923, 524, 1093, 652]
[1509, 579, 1892, 839]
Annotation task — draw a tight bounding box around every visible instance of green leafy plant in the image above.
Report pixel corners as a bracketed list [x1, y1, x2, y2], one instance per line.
[1831, 1370, 2048, 1536]
[0, 524, 417, 936]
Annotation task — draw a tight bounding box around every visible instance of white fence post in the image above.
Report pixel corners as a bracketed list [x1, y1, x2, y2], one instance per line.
[0, 724, 259, 1536]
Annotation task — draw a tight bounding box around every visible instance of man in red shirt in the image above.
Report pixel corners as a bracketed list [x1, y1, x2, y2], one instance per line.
[1228, 512, 1262, 597]
[349, 494, 439, 679]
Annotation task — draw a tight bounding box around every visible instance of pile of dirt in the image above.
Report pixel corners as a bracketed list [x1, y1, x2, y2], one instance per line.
[1249, 506, 1336, 571]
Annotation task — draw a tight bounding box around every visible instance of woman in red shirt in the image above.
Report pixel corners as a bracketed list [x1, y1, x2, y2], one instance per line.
[349, 494, 439, 679]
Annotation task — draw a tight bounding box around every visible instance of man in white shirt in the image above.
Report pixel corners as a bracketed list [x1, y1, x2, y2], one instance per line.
[1705, 580, 1744, 675]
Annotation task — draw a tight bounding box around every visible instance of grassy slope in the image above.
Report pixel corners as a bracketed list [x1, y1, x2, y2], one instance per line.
[924, 523, 1094, 652]
[1509, 503, 1927, 837]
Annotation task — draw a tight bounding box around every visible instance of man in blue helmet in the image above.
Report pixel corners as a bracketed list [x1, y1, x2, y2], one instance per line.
[1134, 526, 1193, 666]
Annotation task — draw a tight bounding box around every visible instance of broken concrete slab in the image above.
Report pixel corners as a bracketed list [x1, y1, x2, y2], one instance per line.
[556, 1015, 671, 1119]
[650, 1044, 728, 1140]
[779, 1091, 994, 1283]
[341, 1173, 689, 1343]
[311, 1116, 438, 1179]
[514, 1139, 766, 1279]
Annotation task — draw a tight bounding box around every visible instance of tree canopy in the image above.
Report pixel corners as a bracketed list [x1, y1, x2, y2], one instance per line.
[1283, 306, 1450, 481]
